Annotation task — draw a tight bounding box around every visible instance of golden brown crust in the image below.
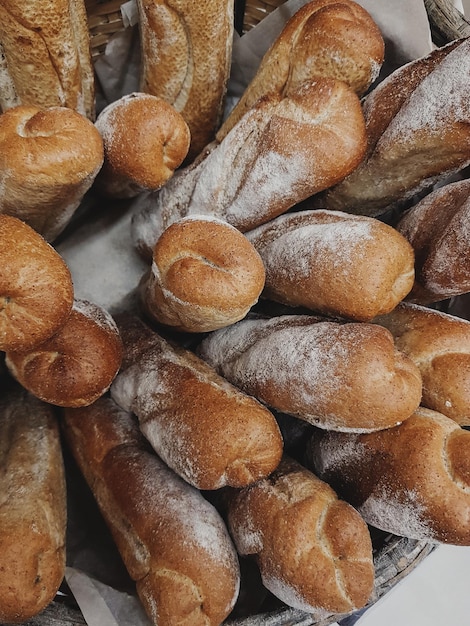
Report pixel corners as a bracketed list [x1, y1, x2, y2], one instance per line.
[94, 93, 190, 198]
[197, 314, 423, 432]
[0, 384, 66, 623]
[0, 214, 74, 352]
[309, 407, 470, 545]
[131, 78, 367, 260]
[218, 0, 384, 140]
[0, 105, 104, 241]
[396, 179, 470, 304]
[321, 39, 470, 216]
[5, 299, 123, 407]
[374, 302, 470, 426]
[136, 0, 234, 159]
[247, 209, 415, 321]
[62, 396, 241, 626]
[0, 0, 95, 119]
[226, 456, 374, 614]
[140, 216, 266, 333]
[110, 314, 283, 490]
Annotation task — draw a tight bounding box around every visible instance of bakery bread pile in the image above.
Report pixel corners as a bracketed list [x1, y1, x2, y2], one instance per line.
[4, 0, 470, 624]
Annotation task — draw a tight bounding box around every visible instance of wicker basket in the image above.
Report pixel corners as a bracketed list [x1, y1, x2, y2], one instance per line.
[19, 1, 466, 624]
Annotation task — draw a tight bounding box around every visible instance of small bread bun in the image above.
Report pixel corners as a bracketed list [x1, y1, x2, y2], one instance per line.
[0, 214, 74, 352]
[94, 93, 191, 198]
[5, 299, 123, 407]
[0, 105, 104, 241]
[139, 216, 266, 333]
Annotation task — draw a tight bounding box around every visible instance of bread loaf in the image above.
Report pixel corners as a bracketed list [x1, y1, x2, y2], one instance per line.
[62, 395, 241, 626]
[0, 383, 66, 623]
[136, 0, 234, 160]
[139, 216, 266, 333]
[218, 0, 384, 140]
[246, 209, 415, 321]
[373, 301, 470, 426]
[395, 178, 470, 304]
[0, 214, 74, 352]
[308, 406, 470, 545]
[94, 93, 190, 198]
[319, 38, 470, 217]
[225, 455, 374, 616]
[110, 314, 283, 490]
[0, 105, 104, 241]
[197, 314, 422, 432]
[132, 78, 367, 260]
[0, 0, 95, 119]
[6, 299, 123, 407]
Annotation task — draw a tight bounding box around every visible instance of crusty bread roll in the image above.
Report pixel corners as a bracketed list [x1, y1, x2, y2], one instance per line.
[197, 314, 422, 432]
[246, 209, 415, 321]
[6, 299, 123, 408]
[132, 78, 367, 260]
[136, 0, 234, 160]
[218, 0, 384, 140]
[94, 93, 190, 198]
[0, 0, 95, 119]
[0, 214, 74, 352]
[0, 383, 66, 624]
[225, 455, 374, 616]
[0, 105, 104, 241]
[373, 302, 470, 426]
[139, 216, 266, 333]
[62, 395, 241, 626]
[308, 406, 470, 545]
[395, 178, 470, 304]
[319, 38, 470, 217]
[110, 314, 283, 490]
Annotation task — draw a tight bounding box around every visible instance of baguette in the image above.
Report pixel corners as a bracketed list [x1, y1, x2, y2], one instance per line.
[139, 216, 266, 333]
[0, 214, 74, 352]
[225, 455, 374, 616]
[136, 0, 234, 160]
[132, 78, 367, 260]
[0, 0, 95, 119]
[0, 383, 66, 623]
[373, 301, 470, 426]
[110, 314, 283, 490]
[197, 314, 422, 432]
[6, 299, 123, 408]
[0, 105, 104, 241]
[395, 178, 470, 304]
[320, 38, 470, 217]
[94, 93, 190, 198]
[246, 209, 415, 321]
[218, 0, 384, 140]
[62, 395, 241, 626]
[308, 406, 470, 545]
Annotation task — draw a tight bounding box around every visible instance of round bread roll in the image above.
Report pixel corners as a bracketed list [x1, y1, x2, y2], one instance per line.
[5, 299, 123, 407]
[0, 214, 74, 352]
[139, 216, 266, 333]
[0, 105, 104, 241]
[94, 93, 191, 198]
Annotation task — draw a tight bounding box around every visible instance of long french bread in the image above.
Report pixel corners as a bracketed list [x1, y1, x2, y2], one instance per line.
[197, 314, 423, 432]
[131, 77, 367, 260]
[308, 406, 470, 545]
[110, 314, 283, 490]
[62, 395, 241, 626]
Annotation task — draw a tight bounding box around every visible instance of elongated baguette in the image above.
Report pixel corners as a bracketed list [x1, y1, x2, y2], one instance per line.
[62, 395, 241, 626]
[132, 78, 367, 260]
[246, 209, 415, 321]
[197, 314, 422, 432]
[0, 383, 66, 623]
[110, 314, 283, 490]
[308, 406, 470, 545]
